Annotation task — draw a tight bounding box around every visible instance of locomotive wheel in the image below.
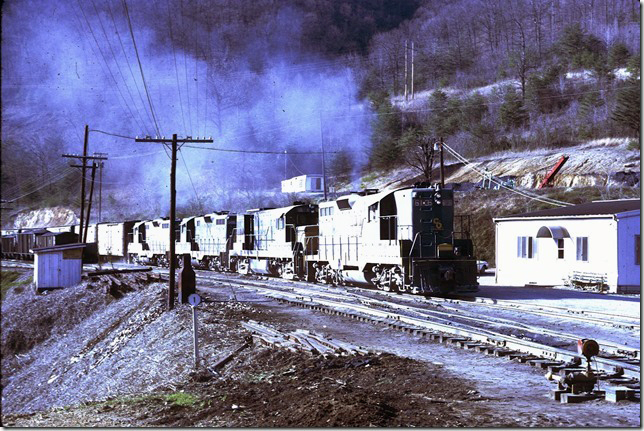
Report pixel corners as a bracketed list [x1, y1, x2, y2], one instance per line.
[208, 258, 219, 271]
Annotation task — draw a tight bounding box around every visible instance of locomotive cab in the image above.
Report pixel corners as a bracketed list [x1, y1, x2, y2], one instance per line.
[407, 186, 478, 294]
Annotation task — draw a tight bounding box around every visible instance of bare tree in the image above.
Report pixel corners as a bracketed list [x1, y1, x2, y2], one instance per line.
[404, 133, 435, 182]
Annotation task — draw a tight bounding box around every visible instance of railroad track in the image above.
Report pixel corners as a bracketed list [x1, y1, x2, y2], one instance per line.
[192, 271, 641, 381]
[191, 269, 639, 331]
[5, 259, 639, 380]
[6, 258, 638, 330]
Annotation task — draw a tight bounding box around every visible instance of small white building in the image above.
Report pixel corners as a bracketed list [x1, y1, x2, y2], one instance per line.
[281, 174, 324, 194]
[494, 199, 640, 293]
[33, 243, 86, 290]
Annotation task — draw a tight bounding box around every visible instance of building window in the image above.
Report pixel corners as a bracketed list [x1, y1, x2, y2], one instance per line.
[162, 223, 169, 229]
[315, 178, 322, 190]
[557, 238, 565, 259]
[517, 236, 534, 259]
[576, 237, 588, 261]
[636, 235, 640, 266]
[196, 221, 200, 226]
[216, 219, 225, 225]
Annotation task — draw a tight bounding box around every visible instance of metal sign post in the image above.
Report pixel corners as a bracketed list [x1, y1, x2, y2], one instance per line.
[188, 293, 201, 369]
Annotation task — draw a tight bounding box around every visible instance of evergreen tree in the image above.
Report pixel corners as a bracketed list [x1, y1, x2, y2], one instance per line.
[369, 97, 403, 170]
[499, 88, 528, 130]
[427, 90, 461, 137]
[329, 149, 354, 184]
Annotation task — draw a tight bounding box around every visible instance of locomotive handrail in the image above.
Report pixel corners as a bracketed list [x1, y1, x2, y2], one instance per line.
[409, 232, 421, 258]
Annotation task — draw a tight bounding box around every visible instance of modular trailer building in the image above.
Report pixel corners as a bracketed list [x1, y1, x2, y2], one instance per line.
[494, 199, 640, 293]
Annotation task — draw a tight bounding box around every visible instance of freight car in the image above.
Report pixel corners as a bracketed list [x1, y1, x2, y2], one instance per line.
[1, 228, 78, 260]
[96, 221, 139, 262]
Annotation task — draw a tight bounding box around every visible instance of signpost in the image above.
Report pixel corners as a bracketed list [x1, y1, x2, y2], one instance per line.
[188, 293, 201, 369]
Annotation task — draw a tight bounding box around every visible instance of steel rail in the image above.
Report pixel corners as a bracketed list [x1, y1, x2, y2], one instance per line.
[197, 269, 640, 330]
[245, 286, 640, 380]
[233, 280, 640, 359]
[192, 271, 641, 377]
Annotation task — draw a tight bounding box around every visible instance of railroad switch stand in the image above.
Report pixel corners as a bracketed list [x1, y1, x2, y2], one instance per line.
[546, 339, 602, 402]
[178, 254, 196, 304]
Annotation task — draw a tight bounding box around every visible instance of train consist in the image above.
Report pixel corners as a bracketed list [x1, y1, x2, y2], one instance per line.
[1, 184, 478, 294]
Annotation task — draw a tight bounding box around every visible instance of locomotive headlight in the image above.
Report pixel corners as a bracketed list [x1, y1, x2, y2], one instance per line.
[434, 193, 442, 205]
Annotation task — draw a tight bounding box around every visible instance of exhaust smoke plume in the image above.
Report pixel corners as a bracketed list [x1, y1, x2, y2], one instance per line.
[2, 0, 374, 218]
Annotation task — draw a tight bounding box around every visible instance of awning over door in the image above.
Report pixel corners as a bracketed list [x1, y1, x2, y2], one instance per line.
[536, 226, 570, 239]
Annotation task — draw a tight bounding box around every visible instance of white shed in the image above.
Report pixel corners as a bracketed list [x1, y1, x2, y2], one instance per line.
[494, 199, 640, 293]
[33, 243, 86, 290]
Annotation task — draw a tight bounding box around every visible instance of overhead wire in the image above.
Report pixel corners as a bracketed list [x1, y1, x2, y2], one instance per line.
[167, 0, 187, 136]
[106, 0, 155, 134]
[76, 0, 147, 134]
[5, 168, 80, 202]
[178, 149, 205, 214]
[440, 141, 572, 207]
[90, 0, 150, 134]
[122, 0, 162, 138]
[180, 0, 193, 134]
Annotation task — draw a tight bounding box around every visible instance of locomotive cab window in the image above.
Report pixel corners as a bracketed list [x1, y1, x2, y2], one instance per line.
[368, 203, 378, 222]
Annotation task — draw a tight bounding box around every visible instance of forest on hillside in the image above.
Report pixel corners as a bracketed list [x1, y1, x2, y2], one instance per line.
[1, 0, 640, 219]
[358, 0, 640, 172]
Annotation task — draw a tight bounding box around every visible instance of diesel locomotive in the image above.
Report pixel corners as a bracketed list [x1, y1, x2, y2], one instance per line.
[1, 184, 478, 294]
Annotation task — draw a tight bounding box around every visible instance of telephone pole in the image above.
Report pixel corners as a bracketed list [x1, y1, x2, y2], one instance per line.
[318, 114, 328, 200]
[94, 152, 108, 223]
[63, 125, 108, 243]
[404, 39, 408, 101]
[411, 41, 415, 100]
[135, 134, 213, 311]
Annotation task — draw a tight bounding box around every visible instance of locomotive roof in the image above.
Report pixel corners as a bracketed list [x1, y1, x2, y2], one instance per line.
[334, 188, 396, 210]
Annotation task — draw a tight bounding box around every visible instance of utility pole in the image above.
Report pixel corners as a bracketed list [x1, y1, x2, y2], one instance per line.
[84, 163, 97, 242]
[404, 39, 408, 101]
[411, 41, 414, 100]
[135, 134, 213, 311]
[439, 137, 445, 188]
[63, 126, 107, 243]
[318, 114, 328, 200]
[94, 152, 108, 223]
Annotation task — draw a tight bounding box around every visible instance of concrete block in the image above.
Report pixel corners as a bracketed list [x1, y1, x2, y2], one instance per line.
[560, 392, 601, 403]
[605, 387, 638, 402]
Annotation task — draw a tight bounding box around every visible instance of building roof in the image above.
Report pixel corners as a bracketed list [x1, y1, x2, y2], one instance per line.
[32, 243, 86, 253]
[496, 199, 640, 219]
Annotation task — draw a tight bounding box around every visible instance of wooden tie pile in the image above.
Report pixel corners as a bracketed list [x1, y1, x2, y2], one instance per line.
[241, 320, 369, 356]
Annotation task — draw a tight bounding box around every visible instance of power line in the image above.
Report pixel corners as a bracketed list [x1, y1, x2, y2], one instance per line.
[90, 0, 150, 134]
[76, 0, 147, 133]
[122, 0, 162, 137]
[441, 141, 572, 207]
[4, 168, 80, 202]
[180, 0, 193, 134]
[167, 0, 187, 136]
[179, 149, 205, 214]
[106, 0, 155, 134]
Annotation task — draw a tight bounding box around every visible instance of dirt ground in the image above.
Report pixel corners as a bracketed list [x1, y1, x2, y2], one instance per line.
[1, 270, 640, 427]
